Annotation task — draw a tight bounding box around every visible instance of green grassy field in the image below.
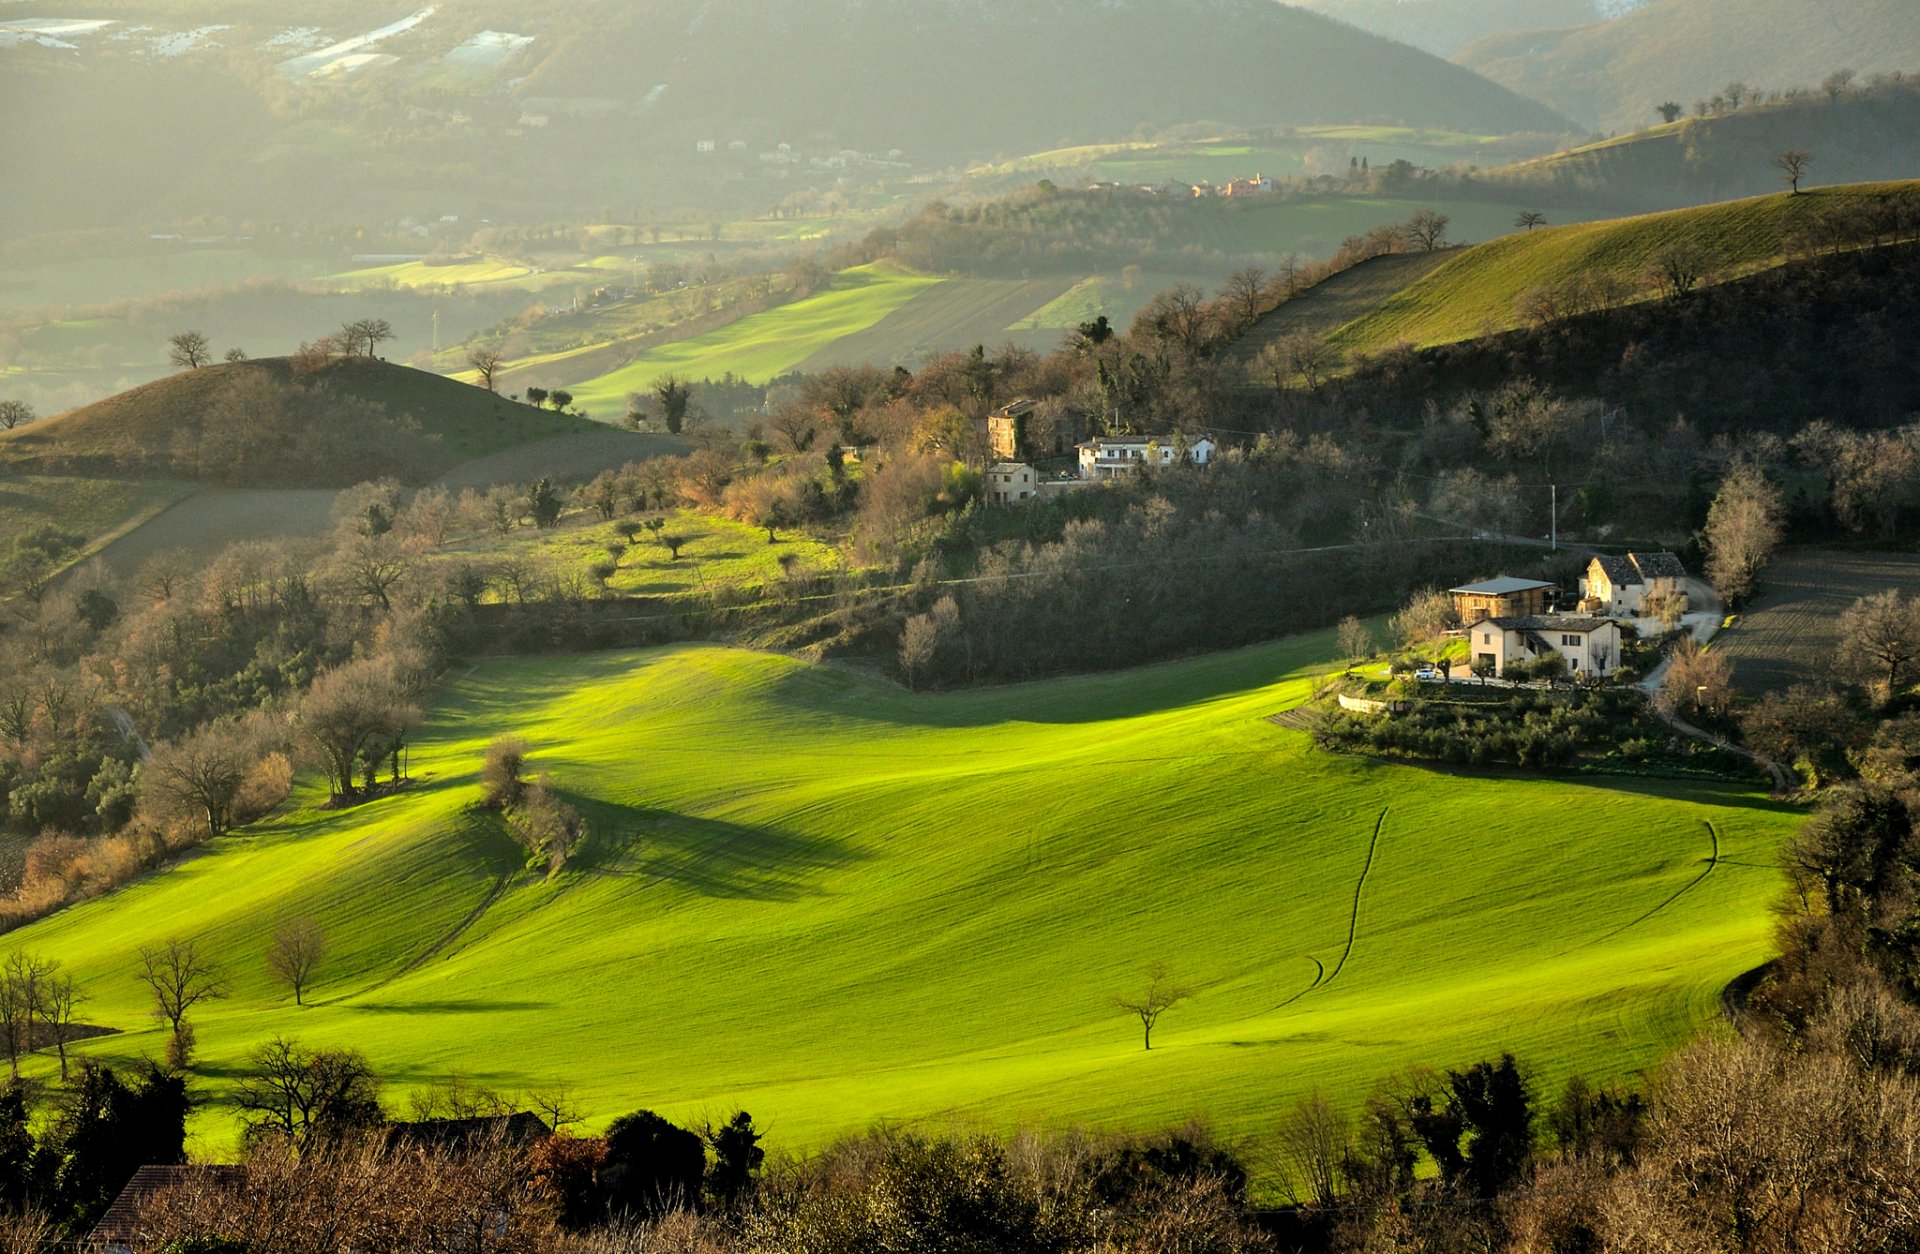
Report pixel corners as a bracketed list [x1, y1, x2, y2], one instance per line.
[1332, 182, 1920, 356]
[566, 264, 941, 418]
[8, 633, 1802, 1174]
[789, 276, 1076, 373]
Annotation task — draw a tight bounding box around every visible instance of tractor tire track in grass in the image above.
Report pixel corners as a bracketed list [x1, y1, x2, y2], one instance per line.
[1270, 956, 1325, 1011]
[393, 871, 516, 979]
[1323, 808, 1388, 988]
[1586, 821, 1720, 949]
[1275, 809, 1386, 1012]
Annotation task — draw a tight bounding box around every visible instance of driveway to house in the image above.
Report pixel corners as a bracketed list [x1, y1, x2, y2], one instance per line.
[1635, 579, 1794, 793]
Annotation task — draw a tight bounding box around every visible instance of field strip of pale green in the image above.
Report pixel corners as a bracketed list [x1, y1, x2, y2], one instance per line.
[10, 634, 1802, 1171]
[566, 263, 941, 417]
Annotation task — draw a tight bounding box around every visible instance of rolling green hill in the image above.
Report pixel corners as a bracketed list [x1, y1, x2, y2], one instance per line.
[1457, 0, 1920, 132]
[1486, 85, 1920, 210]
[1328, 182, 1917, 357]
[0, 357, 607, 483]
[8, 637, 1801, 1171]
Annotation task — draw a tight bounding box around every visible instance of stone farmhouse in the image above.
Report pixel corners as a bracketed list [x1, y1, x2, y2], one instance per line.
[1580, 552, 1690, 617]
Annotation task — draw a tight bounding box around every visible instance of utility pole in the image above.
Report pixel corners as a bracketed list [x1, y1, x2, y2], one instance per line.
[1550, 482, 1558, 551]
[431, 309, 439, 353]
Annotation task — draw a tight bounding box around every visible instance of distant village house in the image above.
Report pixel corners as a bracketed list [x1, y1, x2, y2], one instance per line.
[987, 462, 1037, 506]
[988, 399, 1040, 462]
[1077, 434, 1215, 480]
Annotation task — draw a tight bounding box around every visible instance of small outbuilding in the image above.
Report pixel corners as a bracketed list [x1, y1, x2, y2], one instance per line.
[1450, 576, 1555, 625]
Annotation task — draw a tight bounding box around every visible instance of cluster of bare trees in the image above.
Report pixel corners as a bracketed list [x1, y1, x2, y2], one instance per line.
[0, 952, 83, 1080]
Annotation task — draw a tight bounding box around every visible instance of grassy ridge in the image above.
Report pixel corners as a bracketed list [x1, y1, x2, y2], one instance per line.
[567, 263, 940, 418]
[0, 357, 600, 476]
[1224, 251, 1456, 381]
[9, 636, 1801, 1170]
[1332, 183, 1917, 356]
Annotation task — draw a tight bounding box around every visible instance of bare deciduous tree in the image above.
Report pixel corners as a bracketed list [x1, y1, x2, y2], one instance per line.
[1648, 242, 1713, 298]
[1703, 462, 1784, 604]
[1773, 148, 1815, 195]
[0, 400, 34, 431]
[269, 918, 327, 1007]
[1837, 590, 1920, 701]
[168, 331, 212, 370]
[143, 716, 261, 836]
[1220, 266, 1268, 330]
[1405, 210, 1450, 251]
[1514, 210, 1548, 232]
[1277, 1090, 1350, 1206]
[1337, 615, 1375, 661]
[465, 346, 504, 392]
[1115, 963, 1191, 1051]
[42, 970, 84, 1079]
[137, 938, 224, 1067]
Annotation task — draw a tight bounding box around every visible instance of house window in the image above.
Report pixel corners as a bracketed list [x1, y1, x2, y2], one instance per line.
[1562, 634, 1582, 647]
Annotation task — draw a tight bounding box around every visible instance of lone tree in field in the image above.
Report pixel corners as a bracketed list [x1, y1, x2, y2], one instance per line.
[654, 375, 693, 435]
[1773, 149, 1815, 195]
[1703, 462, 1785, 604]
[137, 938, 223, 1068]
[352, 317, 394, 357]
[1823, 68, 1856, 103]
[0, 400, 34, 431]
[1657, 101, 1684, 124]
[1515, 211, 1547, 232]
[1405, 210, 1450, 251]
[1837, 590, 1920, 701]
[1115, 963, 1191, 1051]
[466, 345, 504, 392]
[167, 331, 212, 370]
[268, 917, 326, 1007]
[482, 736, 530, 809]
[1337, 615, 1375, 661]
[42, 970, 84, 1079]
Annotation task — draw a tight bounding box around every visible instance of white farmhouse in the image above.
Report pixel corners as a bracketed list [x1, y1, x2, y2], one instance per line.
[1076, 434, 1215, 481]
[1467, 614, 1624, 681]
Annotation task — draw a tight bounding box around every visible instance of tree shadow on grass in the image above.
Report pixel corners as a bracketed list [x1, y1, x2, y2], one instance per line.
[348, 999, 550, 1014]
[577, 804, 860, 902]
